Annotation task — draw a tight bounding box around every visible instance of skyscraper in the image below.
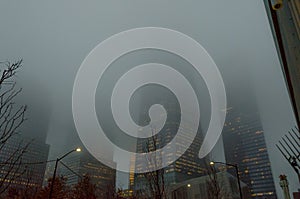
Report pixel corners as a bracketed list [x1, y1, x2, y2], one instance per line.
[133, 121, 207, 191]
[0, 134, 49, 190]
[131, 85, 208, 194]
[222, 108, 277, 199]
[59, 150, 116, 198]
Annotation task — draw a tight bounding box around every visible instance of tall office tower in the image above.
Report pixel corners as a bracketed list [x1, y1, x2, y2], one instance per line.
[134, 121, 207, 191]
[222, 108, 277, 199]
[0, 134, 49, 190]
[59, 150, 116, 198]
[132, 85, 208, 193]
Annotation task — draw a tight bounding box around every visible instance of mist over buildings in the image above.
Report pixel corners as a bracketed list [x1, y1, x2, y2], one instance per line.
[0, 0, 298, 196]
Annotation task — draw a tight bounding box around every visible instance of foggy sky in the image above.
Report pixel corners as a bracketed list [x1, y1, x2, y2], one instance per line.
[0, 0, 298, 196]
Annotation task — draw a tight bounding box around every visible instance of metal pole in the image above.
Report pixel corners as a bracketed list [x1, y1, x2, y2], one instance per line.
[211, 161, 243, 199]
[49, 158, 59, 199]
[234, 164, 243, 199]
[48, 148, 80, 199]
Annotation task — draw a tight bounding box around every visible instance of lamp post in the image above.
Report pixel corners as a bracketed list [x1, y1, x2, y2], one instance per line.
[49, 147, 81, 199]
[210, 161, 243, 199]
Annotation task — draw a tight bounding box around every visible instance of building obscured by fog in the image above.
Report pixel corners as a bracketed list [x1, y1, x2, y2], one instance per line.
[0, 135, 49, 190]
[59, 150, 116, 198]
[222, 108, 277, 199]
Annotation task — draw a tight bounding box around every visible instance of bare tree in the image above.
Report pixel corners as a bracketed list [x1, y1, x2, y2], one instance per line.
[205, 163, 222, 199]
[136, 128, 168, 199]
[0, 60, 29, 194]
[5, 168, 39, 199]
[72, 174, 97, 199]
[205, 161, 230, 199]
[36, 176, 70, 199]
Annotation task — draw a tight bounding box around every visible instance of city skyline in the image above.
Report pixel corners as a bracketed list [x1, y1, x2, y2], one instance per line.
[0, 0, 298, 198]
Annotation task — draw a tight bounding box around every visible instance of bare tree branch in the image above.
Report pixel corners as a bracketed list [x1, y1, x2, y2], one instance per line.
[0, 59, 29, 194]
[137, 128, 168, 199]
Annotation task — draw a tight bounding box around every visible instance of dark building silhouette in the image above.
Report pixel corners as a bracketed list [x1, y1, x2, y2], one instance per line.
[59, 150, 116, 198]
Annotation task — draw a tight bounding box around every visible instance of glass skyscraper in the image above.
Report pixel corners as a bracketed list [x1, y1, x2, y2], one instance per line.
[131, 85, 208, 194]
[222, 108, 277, 199]
[0, 134, 49, 190]
[59, 150, 116, 198]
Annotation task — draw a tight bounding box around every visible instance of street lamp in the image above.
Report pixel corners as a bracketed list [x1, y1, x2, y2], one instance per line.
[210, 161, 243, 199]
[49, 147, 81, 199]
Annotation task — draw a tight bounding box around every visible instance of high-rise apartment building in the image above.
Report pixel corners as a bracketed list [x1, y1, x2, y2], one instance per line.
[222, 108, 277, 199]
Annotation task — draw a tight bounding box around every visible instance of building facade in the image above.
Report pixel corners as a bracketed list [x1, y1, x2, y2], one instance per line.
[59, 150, 116, 198]
[131, 86, 209, 194]
[170, 171, 251, 199]
[222, 109, 277, 198]
[0, 134, 49, 191]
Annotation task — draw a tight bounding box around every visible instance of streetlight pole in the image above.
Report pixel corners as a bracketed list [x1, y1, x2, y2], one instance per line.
[233, 164, 243, 199]
[49, 147, 81, 199]
[210, 161, 243, 199]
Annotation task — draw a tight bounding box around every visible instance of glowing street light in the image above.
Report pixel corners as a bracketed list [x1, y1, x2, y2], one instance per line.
[209, 161, 243, 199]
[49, 147, 82, 199]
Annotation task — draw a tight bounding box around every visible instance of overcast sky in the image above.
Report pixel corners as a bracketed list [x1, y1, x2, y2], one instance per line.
[0, 0, 298, 196]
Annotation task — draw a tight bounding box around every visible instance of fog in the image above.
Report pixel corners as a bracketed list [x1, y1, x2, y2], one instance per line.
[0, 0, 298, 196]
